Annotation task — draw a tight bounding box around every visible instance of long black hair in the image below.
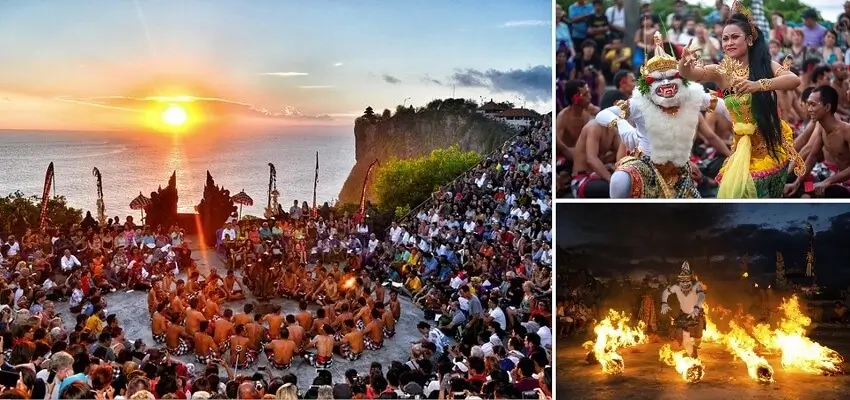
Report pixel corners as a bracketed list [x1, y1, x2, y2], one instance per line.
[726, 13, 782, 160]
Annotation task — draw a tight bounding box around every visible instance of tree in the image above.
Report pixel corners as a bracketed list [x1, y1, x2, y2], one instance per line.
[381, 108, 392, 119]
[373, 145, 481, 217]
[195, 171, 237, 247]
[0, 191, 82, 236]
[363, 106, 375, 118]
[146, 171, 179, 229]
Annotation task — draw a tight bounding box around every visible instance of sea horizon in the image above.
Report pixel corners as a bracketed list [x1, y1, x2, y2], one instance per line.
[0, 127, 355, 218]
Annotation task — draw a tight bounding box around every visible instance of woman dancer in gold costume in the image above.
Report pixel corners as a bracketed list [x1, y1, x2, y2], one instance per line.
[678, 1, 804, 198]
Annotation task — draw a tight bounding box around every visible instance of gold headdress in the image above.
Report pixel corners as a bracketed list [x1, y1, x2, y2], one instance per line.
[640, 31, 678, 76]
[731, 0, 758, 39]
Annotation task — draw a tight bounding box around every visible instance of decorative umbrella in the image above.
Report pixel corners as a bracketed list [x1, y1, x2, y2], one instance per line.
[130, 192, 152, 221]
[231, 189, 253, 220]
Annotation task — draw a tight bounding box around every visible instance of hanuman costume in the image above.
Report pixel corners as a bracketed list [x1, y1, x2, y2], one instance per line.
[596, 32, 730, 198]
[661, 262, 706, 358]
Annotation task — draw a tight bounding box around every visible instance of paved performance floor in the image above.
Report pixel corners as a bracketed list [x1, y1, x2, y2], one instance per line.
[57, 237, 425, 384]
[557, 338, 850, 400]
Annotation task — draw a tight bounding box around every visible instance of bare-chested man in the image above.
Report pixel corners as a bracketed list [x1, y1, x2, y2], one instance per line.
[311, 308, 330, 336]
[388, 290, 401, 322]
[295, 300, 313, 332]
[152, 302, 168, 344]
[381, 304, 397, 338]
[557, 80, 601, 191]
[570, 118, 620, 198]
[335, 319, 365, 361]
[223, 269, 246, 301]
[787, 85, 850, 198]
[362, 308, 384, 351]
[203, 290, 222, 320]
[264, 328, 297, 370]
[831, 62, 850, 118]
[228, 324, 256, 368]
[233, 303, 254, 327]
[165, 318, 193, 356]
[193, 320, 218, 364]
[245, 314, 265, 351]
[184, 297, 207, 336]
[213, 309, 235, 354]
[261, 305, 286, 340]
[301, 324, 336, 369]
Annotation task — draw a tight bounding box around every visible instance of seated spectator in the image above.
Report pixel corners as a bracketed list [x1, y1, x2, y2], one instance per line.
[602, 37, 631, 80]
[633, 13, 658, 71]
[600, 70, 635, 109]
[573, 40, 605, 106]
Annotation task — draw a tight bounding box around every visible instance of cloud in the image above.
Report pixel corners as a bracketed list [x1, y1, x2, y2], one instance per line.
[297, 85, 335, 89]
[258, 72, 309, 77]
[326, 111, 362, 118]
[500, 20, 549, 28]
[421, 75, 443, 85]
[333, 62, 344, 67]
[382, 74, 402, 84]
[52, 95, 332, 120]
[447, 65, 552, 102]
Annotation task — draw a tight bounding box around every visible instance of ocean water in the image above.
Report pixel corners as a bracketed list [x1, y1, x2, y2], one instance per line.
[0, 128, 355, 218]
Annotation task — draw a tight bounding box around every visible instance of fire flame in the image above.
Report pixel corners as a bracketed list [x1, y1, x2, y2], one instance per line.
[725, 321, 774, 383]
[751, 296, 844, 375]
[583, 310, 648, 374]
[342, 277, 356, 290]
[659, 344, 705, 383]
[701, 303, 723, 343]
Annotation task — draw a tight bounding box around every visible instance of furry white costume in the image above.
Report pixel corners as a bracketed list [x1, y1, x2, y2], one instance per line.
[661, 261, 706, 358]
[596, 32, 731, 198]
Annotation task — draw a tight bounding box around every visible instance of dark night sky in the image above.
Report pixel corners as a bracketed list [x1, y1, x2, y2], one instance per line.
[556, 203, 850, 285]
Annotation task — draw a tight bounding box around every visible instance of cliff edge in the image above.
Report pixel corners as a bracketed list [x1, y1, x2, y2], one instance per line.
[338, 99, 515, 205]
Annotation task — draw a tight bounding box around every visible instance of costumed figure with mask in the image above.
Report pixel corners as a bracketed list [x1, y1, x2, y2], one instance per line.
[678, 1, 804, 198]
[595, 32, 730, 198]
[661, 261, 705, 358]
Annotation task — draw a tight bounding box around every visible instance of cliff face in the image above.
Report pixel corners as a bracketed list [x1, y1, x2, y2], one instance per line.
[338, 105, 514, 205]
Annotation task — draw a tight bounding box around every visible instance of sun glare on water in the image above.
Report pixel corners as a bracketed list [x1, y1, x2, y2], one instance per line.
[161, 104, 188, 127]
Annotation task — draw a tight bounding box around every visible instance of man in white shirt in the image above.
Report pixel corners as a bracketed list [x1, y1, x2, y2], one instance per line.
[533, 314, 552, 350]
[389, 222, 403, 244]
[5, 236, 19, 257]
[60, 249, 82, 272]
[221, 222, 237, 243]
[486, 298, 507, 331]
[605, 0, 626, 38]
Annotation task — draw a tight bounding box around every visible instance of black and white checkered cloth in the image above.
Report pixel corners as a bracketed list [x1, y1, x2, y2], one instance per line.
[750, 0, 770, 44]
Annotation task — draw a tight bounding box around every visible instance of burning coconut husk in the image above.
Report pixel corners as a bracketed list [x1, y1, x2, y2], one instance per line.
[751, 296, 844, 376]
[725, 321, 774, 383]
[583, 309, 648, 374]
[659, 344, 705, 383]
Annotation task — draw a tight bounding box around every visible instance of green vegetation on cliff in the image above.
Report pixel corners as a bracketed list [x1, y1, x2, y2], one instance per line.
[338, 98, 514, 205]
[373, 145, 481, 217]
[0, 191, 82, 235]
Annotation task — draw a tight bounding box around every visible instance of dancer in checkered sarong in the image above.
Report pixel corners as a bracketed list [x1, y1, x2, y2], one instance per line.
[228, 325, 258, 369]
[335, 319, 364, 361]
[264, 329, 297, 370]
[167, 337, 193, 356]
[362, 309, 385, 351]
[302, 325, 336, 369]
[194, 321, 219, 365]
[151, 304, 169, 344]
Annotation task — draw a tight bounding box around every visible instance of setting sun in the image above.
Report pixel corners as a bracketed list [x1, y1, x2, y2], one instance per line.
[162, 104, 188, 127]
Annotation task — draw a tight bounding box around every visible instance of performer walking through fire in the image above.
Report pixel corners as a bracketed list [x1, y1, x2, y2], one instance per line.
[661, 261, 706, 358]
